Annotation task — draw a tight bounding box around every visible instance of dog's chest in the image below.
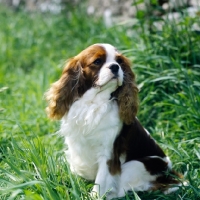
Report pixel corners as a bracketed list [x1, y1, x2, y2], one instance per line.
[60, 92, 122, 180]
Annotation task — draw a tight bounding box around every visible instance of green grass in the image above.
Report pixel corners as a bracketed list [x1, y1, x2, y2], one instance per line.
[0, 4, 200, 200]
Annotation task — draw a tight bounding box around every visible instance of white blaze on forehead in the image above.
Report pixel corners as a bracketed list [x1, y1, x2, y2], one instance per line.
[93, 43, 123, 88]
[98, 43, 117, 62]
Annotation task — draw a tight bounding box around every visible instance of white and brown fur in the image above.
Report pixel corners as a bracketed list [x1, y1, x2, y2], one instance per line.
[45, 43, 183, 199]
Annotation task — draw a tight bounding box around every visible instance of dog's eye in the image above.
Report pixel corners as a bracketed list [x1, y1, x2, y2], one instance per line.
[116, 57, 123, 64]
[93, 58, 102, 65]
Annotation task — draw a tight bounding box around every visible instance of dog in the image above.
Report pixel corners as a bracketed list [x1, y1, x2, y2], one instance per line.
[45, 43, 183, 199]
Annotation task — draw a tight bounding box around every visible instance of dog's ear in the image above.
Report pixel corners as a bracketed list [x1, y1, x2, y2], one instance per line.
[45, 58, 86, 120]
[113, 57, 139, 125]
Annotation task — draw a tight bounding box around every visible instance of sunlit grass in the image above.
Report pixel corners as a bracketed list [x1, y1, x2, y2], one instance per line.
[0, 3, 200, 200]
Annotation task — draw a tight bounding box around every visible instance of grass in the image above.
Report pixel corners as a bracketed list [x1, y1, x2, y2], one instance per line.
[0, 3, 200, 200]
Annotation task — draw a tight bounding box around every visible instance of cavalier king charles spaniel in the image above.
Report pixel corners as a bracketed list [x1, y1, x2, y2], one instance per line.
[45, 43, 183, 199]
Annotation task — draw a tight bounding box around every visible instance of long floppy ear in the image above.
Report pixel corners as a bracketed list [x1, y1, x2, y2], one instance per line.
[45, 58, 85, 120]
[113, 58, 139, 125]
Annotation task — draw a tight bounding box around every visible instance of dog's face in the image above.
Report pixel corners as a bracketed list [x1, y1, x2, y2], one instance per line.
[45, 43, 139, 124]
[78, 44, 124, 89]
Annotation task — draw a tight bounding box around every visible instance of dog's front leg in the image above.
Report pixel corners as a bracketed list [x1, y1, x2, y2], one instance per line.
[92, 157, 118, 199]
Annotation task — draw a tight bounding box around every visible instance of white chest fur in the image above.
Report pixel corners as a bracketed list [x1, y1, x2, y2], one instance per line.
[60, 87, 122, 180]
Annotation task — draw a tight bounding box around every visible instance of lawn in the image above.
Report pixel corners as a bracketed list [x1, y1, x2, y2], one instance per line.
[0, 4, 200, 200]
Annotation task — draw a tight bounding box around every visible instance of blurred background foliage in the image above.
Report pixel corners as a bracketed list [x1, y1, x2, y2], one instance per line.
[0, 0, 200, 199]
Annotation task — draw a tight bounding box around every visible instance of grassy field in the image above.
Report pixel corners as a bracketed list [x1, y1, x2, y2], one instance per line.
[0, 4, 200, 200]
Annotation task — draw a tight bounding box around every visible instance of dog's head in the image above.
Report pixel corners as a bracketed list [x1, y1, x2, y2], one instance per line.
[45, 43, 139, 124]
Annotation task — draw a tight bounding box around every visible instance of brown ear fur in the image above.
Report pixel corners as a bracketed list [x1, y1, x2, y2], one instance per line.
[45, 58, 86, 120]
[113, 58, 139, 125]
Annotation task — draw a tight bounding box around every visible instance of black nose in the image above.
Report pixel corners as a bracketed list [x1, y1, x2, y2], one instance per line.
[109, 64, 119, 75]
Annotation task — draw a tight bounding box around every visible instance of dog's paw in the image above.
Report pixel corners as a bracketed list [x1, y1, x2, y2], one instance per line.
[105, 191, 118, 200]
[90, 191, 98, 199]
[90, 185, 101, 199]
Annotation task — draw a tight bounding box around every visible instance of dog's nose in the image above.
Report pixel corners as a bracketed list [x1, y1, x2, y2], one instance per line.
[109, 64, 119, 75]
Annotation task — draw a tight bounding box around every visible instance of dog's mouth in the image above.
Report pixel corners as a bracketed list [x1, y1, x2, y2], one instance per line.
[111, 74, 118, 79]
[114, 75, 123, 86]
[94, 75, 122, 88]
